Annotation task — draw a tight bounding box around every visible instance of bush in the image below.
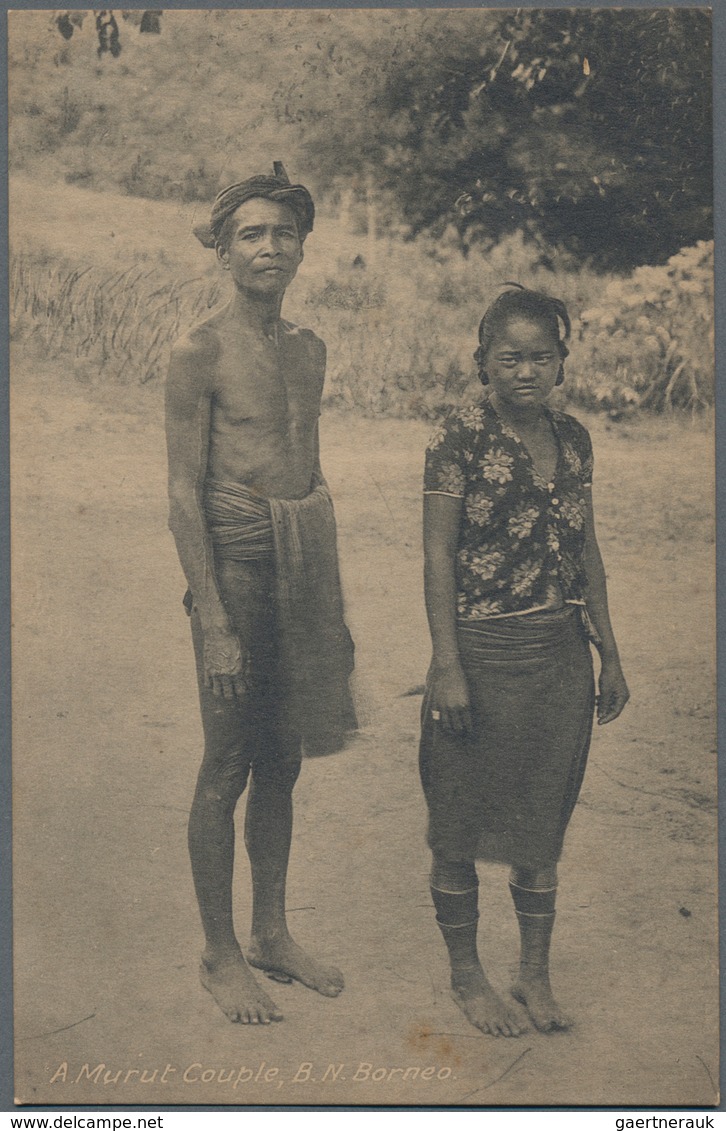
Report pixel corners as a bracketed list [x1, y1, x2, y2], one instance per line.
[298, 231, 606, 418]
[10, 225, 713, 419]
[568, 241, 714, 414]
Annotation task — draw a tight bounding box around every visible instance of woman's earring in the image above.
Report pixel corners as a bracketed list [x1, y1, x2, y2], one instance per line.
[555, 364, 565, 387]
[222, 261, 230, 271]
[479, 369, 490, 386]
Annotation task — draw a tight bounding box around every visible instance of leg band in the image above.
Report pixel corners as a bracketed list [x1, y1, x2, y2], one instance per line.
[509, 881, 557, 916]
[430, 859, 478, 892]
[431, 884, 479, 928]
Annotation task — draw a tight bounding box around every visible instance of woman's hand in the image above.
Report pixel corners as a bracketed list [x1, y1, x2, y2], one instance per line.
[596, 655, 630, 725]
[429, 658, 472, 737]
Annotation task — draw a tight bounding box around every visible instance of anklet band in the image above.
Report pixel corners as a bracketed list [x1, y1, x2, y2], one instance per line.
[508, 884, 557, 894]
[509, 881, 557, 916]
[431, 884, 478, 929]
[430, 885, 479, 896]
[435, 915, 480, 929]
[430, 862, 478, 891]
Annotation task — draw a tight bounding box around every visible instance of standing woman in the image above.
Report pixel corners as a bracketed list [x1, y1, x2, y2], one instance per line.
[420, 285, 629, 1037]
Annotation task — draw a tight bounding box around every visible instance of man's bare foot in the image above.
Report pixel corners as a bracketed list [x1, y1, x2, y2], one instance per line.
[247, 932, 344, 997]
[199, 952, 284, 1024]
[511, 969, 572, 1032]
[451, 964, 525, 1037]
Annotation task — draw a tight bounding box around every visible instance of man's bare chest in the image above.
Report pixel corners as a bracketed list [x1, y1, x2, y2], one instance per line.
[212, 339, 320, 435]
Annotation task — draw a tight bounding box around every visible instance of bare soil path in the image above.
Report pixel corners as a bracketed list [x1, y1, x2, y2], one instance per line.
[11, 376, 717, 1106]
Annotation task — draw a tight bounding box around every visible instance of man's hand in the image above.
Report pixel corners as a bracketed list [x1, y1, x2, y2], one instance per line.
[596, 656, 630, 725]
[429, 659, 472, 737]
[203, 626, 249, 700]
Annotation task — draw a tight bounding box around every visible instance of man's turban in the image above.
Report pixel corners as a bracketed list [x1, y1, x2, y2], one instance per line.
[193, 163, 315, 249]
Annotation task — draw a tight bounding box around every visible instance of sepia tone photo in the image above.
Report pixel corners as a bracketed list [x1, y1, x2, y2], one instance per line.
[9, 5, 717, 1108]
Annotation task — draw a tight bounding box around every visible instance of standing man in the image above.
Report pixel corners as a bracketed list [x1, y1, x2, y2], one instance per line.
[166, 166, 356, 1025]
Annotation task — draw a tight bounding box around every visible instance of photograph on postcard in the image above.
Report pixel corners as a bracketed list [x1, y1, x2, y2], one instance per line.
[9, 6, 717, 1107]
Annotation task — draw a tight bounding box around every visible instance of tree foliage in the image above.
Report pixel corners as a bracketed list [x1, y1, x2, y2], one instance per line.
[12, 8, 712, 272]
[363, 8, 713, 270]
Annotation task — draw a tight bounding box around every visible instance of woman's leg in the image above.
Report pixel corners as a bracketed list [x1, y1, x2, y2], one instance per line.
[430, 854, 524, 1037]
[509, 864, 572, 1031]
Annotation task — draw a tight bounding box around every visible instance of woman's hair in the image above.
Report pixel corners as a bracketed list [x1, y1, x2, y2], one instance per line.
[474, 284, 571, 383]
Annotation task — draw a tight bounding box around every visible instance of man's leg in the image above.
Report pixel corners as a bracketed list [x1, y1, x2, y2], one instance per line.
[244, 747, 344, 997]
[188, 570, 284, 1024]
[430, 853, 524, 1037]
[509, 864, 572, 1031]
[188, 742, 283, 1024]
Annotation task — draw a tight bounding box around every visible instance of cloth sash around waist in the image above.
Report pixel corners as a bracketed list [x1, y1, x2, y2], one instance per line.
[203, 479, 275, 562]
[201, 477, 357, 754]
[456, 605, 586, 665]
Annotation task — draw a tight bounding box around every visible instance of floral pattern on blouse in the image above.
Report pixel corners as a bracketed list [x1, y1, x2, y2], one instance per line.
[424, 397, 594, 620]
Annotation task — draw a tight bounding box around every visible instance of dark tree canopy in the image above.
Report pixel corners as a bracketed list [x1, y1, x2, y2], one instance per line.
[366, 8, 712, 270]
[30, 9, 712, 272]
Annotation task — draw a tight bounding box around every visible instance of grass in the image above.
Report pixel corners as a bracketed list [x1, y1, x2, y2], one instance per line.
[9, 177, 714, 418]
[11, 255, 224, 385]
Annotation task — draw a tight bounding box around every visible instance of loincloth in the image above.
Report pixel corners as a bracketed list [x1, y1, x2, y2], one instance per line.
[419, 606, 595, 868]
[202, 480, 275, 563]
[189, 477, 357, 756]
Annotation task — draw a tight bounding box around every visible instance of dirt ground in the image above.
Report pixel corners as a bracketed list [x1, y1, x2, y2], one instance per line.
[11, 369, 717, 1108]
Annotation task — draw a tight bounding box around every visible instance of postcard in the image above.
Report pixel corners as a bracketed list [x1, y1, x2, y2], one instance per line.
[9, 5, 718, 1107]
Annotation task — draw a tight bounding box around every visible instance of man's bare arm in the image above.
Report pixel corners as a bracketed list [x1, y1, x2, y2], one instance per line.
[308, 336, 327, 486]
[165, 334, 247, 699]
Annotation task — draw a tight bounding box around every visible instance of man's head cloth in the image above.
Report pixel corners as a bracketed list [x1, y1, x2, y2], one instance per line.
[193, 163, 315, 250]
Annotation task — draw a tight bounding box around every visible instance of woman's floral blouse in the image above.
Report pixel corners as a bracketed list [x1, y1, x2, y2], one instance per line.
[424, 397, 594, 621]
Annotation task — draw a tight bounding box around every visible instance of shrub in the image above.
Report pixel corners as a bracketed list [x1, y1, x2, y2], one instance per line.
[296, 231, 605, 418]
[10, 228, 714, 419]
[568, 241, 714, 413]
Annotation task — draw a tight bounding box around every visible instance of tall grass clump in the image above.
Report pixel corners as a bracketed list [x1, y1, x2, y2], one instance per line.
[10, 252, 222, 385]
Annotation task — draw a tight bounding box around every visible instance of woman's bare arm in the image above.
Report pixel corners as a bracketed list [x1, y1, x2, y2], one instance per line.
[423, 493, 472, 735]
[582, 490, 630, 724]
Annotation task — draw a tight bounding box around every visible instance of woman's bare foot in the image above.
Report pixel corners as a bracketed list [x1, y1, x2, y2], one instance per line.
[199, 952, 284, 1024]
[451, 964, 525, 1037]
[247, 932, 344, 997]
[511, 968, 572, 1032]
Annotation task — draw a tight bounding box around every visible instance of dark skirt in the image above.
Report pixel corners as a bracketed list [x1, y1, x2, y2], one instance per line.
[419, 606, 595, 869]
